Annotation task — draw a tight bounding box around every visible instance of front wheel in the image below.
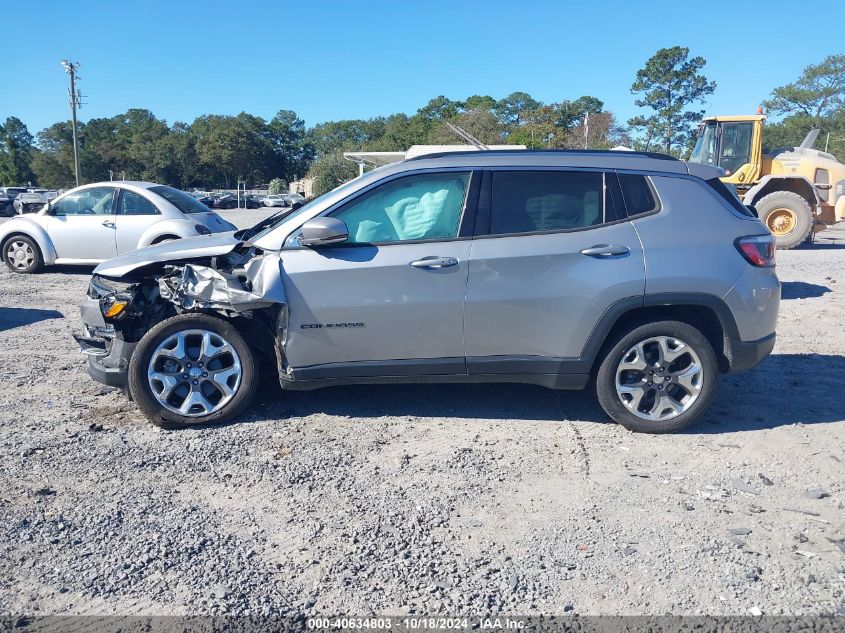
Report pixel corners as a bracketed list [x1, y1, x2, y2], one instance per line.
[128, 314, 258, 428]
[2, 235, 44, 273]
[596, 321, 718, 433]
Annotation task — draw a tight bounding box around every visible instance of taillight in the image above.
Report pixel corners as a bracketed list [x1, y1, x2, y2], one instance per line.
[735, 235, 776, 267]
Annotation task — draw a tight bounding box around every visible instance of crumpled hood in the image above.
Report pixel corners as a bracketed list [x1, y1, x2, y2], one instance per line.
[94, 232, 241, 278]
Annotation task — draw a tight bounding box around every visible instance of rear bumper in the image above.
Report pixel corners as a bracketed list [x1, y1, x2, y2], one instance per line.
[725, 332, 775, 373]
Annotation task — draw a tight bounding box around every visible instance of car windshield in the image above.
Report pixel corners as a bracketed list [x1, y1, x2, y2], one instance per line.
[689, 122, 718, 165]
[150, 185, 211, 214]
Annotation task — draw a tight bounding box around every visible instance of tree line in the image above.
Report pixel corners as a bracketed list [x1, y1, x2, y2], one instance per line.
[1, 48, 843, 196]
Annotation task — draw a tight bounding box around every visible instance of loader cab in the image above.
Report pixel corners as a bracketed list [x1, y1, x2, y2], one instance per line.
[689, 115, 765, 188]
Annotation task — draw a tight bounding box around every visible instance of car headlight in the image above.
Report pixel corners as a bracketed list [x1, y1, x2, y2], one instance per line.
[195, 224, 211, 235]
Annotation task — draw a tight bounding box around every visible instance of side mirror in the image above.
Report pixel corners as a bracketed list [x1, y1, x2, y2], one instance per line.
[300, 217, 348, 247]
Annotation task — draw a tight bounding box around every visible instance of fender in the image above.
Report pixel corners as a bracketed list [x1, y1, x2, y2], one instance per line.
[136, 218, 199, 248]
[742, 175, 821, 211]
[0, 216, 59, 264]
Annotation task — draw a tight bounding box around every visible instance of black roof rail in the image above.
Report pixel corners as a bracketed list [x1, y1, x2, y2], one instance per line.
[404, 148, 679, 162]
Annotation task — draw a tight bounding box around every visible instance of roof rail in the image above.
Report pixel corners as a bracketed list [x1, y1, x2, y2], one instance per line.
[404, 148, 679, 162]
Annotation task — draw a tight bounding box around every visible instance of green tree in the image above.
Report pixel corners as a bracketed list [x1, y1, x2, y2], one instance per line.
[192, 113, 274, 187]
[629, 46, 716, 154]
[268, 177, 287, 194]
[764, 55, 845, 118]
[307, 152, 358, 197]
[428, 109, 505, 145]
[416, 96, 463, 122]
[495, 92, 541, 126]
[269, 110, 313, 180]
[0, 117, 35, 185]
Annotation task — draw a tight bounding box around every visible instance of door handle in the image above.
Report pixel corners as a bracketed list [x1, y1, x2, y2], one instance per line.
[410, 256, 459, 269]
[579, 244, 629, 257]
[102, 220, 115, 228]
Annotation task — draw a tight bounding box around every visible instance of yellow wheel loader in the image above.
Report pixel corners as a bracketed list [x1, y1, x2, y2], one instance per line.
[688, 114, 845, 249]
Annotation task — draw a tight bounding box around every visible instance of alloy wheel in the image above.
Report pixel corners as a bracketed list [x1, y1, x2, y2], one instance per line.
[147, 329, 242, 418]
[6, 240, 35, 270]
[615, 335, 703, 421]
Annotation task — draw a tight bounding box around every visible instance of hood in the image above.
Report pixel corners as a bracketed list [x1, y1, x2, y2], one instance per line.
[94, 231, 241, 278]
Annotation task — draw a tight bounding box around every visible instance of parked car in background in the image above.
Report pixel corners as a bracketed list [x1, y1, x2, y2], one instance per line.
[0, 193, 13, 217]
[260, 194, 285, 207]
[13, 190, 49, 214]
[213, 193, 239, 209]
[1, 181, 237, 273]
[281, 193, 306, 207]
[76, 150, 779, 433]
[188, 191, 216, 208]
[242, 194, 263, 209]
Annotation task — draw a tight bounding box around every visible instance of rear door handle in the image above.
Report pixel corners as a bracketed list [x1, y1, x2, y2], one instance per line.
[102, 220, 115, 228]
[580, 244, 629, 257]
[410, 256, 459, 269]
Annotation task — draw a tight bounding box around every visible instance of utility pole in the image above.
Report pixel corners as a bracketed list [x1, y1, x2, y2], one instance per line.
[61, 60, 82, 186]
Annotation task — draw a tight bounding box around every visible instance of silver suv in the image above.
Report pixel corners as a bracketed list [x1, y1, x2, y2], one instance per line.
[75, 150, 779, 433]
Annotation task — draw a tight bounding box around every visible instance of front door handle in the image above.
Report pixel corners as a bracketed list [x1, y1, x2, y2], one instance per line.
[102, 220, 115, 228]
[410, 256, 459, 269]
[580, 244, 629, 257]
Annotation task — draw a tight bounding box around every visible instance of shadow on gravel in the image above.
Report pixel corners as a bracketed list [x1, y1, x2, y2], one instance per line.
[781, 281, 831, 299]
[797, 240, 845, 250]
[48, 265, 97, 276]
[694, 353, 845, 432]
[0, 306, 64, 331]
[235, 353, 845, 433]
[249, 380, 605, 424]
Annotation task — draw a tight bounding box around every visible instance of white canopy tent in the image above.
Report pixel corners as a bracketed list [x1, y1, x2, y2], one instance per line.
[343, 144, 527, 176]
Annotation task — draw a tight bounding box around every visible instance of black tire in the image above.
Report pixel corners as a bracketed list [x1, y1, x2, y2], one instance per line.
[128, 313, 258, 429]
[755, 191, 813, 250]
[2, 234, 44, 273]
[596, 320, 718, 433]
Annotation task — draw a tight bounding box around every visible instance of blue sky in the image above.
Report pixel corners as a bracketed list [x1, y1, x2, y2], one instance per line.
[2, 0, 843, 137]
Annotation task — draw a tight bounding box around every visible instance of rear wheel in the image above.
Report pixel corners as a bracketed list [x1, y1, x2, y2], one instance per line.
[128, 314, 258, 429]
[2, 235, 43, 273]
[596, 320, 718, 433]
[756, 191, 813, 250]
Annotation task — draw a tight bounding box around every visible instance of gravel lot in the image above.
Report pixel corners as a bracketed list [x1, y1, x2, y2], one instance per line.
[0, 209, 843, 618]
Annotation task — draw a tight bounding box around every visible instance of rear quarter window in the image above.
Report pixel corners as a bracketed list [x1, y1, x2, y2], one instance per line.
[705, 178, 755, 217]
[149, 185, 211, 214]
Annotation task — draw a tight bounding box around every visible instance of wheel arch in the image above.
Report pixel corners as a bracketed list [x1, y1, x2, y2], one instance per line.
[583, 294, 738, 375]
[0, 222, 58, 264]
[743, 175, 819, 209]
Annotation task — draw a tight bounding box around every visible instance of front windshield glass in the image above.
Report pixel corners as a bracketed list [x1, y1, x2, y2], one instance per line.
[246, 176, 365, 241]
[689, 122, 717, 165]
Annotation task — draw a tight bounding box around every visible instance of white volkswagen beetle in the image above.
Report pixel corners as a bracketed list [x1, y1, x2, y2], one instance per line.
[0, 181, 237, 273]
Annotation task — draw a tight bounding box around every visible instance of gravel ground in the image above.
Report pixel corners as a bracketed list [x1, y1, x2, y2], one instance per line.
[0, 210, 843, 618]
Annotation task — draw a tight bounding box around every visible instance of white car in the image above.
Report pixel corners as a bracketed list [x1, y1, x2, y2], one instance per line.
[260, 194, 286, 207]
[0, 181, 237, 273]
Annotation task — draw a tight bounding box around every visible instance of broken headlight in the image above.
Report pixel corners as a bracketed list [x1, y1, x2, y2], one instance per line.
[88, 276, 133, 320]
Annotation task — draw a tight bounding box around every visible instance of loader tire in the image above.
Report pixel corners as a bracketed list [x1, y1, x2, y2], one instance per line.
[756, 191, 813, 250]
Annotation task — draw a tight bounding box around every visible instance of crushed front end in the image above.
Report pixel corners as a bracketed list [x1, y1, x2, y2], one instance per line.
[75, 275, 171, 389]
[74, 242, 289, 392]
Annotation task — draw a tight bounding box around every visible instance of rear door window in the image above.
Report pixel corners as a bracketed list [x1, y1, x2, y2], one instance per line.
[617, 173, 659, 216]
[488, 170, 604, 235]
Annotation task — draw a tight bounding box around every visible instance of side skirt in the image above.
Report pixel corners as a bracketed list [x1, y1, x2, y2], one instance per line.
[279, 372, 589, 392]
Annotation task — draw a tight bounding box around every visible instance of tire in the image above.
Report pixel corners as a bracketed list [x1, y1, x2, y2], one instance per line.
[2, 234, 44, 273]
[595, 320, 718, 433]
[755, 191, 813, 250]
[128, 313, 258, 429]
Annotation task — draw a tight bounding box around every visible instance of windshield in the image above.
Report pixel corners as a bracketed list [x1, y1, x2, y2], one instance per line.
[243, 177, 365, 242]
[150, 185, 212, 214]
[689, 122, 717, 165]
